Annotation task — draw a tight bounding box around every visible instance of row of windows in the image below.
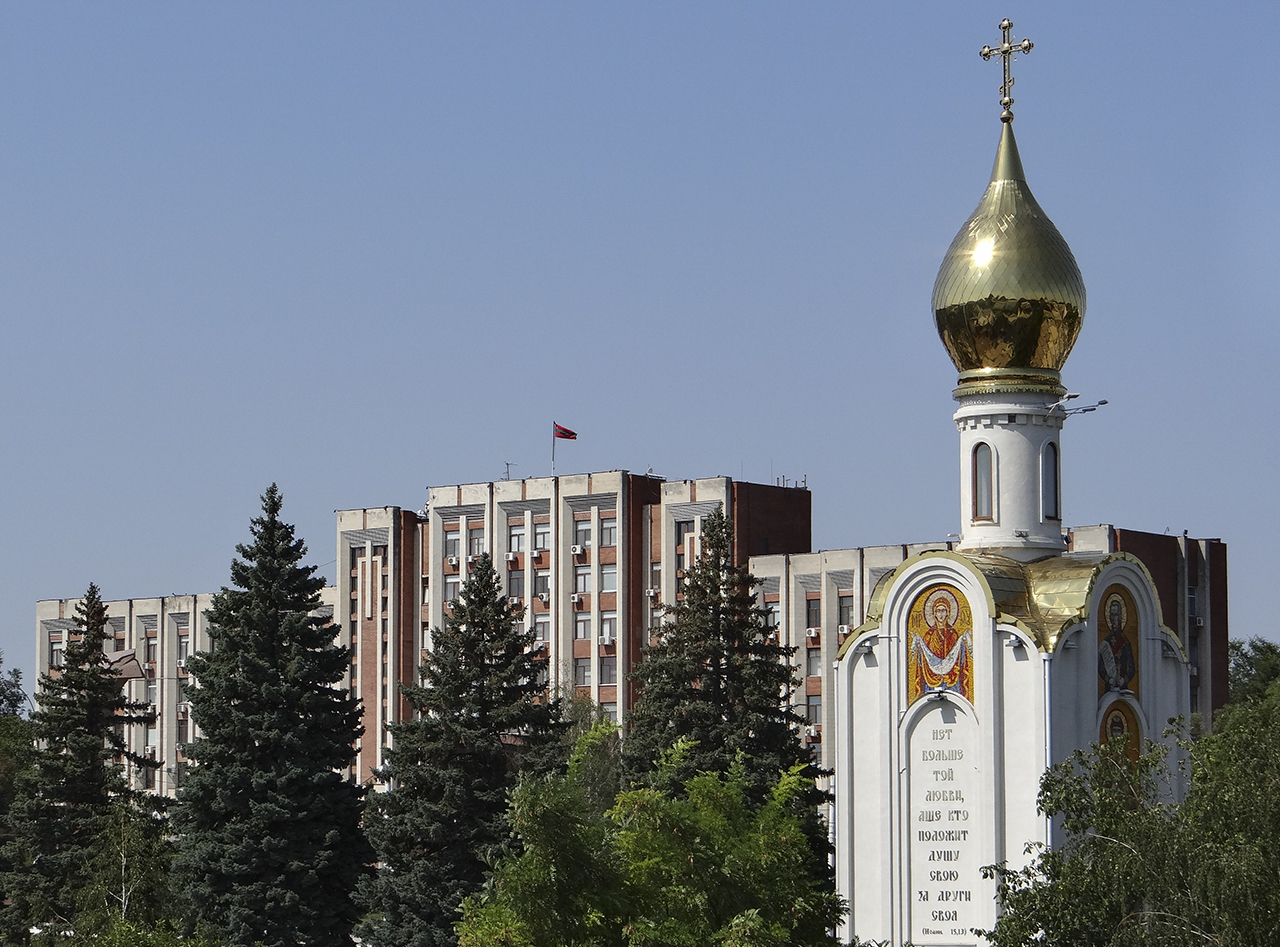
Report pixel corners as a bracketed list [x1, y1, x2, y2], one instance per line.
[48, 633, 193, 668]
[971, 440, 1060, 522]
[803, 595, 857, 628]
[574, 656, 619, 686]
[444, 520, 620, 557]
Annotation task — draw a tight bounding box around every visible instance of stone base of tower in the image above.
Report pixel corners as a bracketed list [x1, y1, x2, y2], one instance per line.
[832, 549, 1189, 946]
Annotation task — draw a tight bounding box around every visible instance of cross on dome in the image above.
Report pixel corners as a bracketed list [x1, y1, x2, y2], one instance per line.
[980, 18, 1033, 123]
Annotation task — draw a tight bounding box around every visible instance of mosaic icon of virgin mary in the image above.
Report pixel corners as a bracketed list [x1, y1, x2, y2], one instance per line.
[907, 584, 974, 705]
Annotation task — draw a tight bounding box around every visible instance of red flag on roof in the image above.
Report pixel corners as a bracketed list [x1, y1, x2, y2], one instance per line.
[553, 423, 577, 440]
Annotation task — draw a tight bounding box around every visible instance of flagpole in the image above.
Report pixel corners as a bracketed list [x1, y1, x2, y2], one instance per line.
[551, 422, 556, 477]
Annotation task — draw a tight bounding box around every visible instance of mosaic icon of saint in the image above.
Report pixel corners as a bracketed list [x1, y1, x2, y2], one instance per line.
[1097, 592, 1136, 693]
[907, 586, 974, 704]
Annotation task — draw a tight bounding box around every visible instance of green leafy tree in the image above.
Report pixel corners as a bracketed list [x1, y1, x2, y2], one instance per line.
[621, 507, 828, 876]
[174, 485, 371, 947]
[1, 584, 157, 943]
[0, 650, 26, 717]
[360, 553, 563, 947]
[458, 736, 845, 947]
[982, 693, 1280, 946]
[1227, 636, 1280, 704]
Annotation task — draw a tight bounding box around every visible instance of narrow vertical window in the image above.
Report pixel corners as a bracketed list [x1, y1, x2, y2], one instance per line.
[973, 443, 993, 520]
[1042, 442, 1060, 520]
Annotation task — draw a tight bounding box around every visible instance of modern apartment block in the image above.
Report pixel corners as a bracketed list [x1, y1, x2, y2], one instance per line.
[338, 471, 813, 782]
[752, 525, 1230, 774]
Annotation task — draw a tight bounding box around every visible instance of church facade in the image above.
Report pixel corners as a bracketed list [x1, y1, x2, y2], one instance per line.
[830, 25, 1195, 945]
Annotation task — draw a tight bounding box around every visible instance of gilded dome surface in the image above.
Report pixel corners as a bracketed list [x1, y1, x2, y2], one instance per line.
[932, 123, 1085, 376]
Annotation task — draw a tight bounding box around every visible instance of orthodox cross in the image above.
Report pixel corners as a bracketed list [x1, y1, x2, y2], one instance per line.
[980, 18, 1033, 123]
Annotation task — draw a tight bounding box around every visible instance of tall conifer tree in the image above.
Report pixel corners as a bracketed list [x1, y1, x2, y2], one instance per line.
[359, 553, 562, 947]
[174, 485, 370, 947]
[1, 584, 156, 942]
[621, 506, 815, 799]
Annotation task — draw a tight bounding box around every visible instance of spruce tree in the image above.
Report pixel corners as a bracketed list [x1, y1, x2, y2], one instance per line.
[173, 484, 371, 947]
[621, 506, 815, 800]
[359, 553, 563, 947]
[1, 584, 156, 943]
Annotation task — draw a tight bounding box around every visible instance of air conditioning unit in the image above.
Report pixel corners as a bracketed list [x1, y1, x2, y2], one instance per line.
[646, 587, 660, 599]
[805, 628, 820, 640]
[144, 746, 157, 759]
[601, 634, 614, 646]
[467, 555, 480, 564]
[804, 725, 816, 737]
[570, 545, 584, 556]
[570, 593, 582, 604]
[837, 624, 851, 636]
[505, 551, 518, 562]
[1195, 617, 1205, 627]
[176, 658, 186, 669]
[537, 592, 549, 602]
[509, 596, 522, 606]
[447, 555, 459, 567]
[532, 641, 547, 653]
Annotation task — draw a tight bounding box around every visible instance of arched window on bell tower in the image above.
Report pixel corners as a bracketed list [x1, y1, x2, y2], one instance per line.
[973, 442, 993, 521]
[1042, 441, 1060, 520]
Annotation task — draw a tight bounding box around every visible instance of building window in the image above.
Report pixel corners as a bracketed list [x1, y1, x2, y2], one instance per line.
[806, 599, 821, 629]
[575, 614, 592, 640]
[146, 638, 158, 663]
[574, 657, 591, 687]
[807, 647, 823, 678]
[600, 656, 618, 684]
[601, 565, 618, 592]
[174, 761, 188, 788]
[534, 618, 550, 642]
[49, 639, 64, 668]
[534, 570, 551, 597]
[444, 532, 460, 558]
[575, 566, 592, 594]
[675, 519, 695, 547]
[508, 523, 526, 552]
[468, 527, 485, 556]
[600, 611, 617, 641]
[145, 680, 157, 707]
[534, 522, 551, 550]
[806, 694, 822, 725]
[649, 561, 662, 591]
[177, 679, 190, 704]
[1188, 585, 1198, 619]
[114, 635, 125, 652]
[765, 603, 780, 629]
[574, 520, 592, 548]
[600, 521, 617, 547]
[143, 764, 156, 791]
[177, 634, 190, 663]
[838, 595, 855, 626]
[973, 443, 994, 520]
[1042, 442, 1060, 520]
[177, 717, 189, 745]
[601, 701, 618, 723]
[675, 553, 685, 574]
[508, 572, 524, 599]
[445, 576, 461, 601]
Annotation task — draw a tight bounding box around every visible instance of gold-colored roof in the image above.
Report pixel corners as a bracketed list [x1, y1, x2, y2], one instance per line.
[839, 550, 1175, 657]
[932, 122, 1086, 380]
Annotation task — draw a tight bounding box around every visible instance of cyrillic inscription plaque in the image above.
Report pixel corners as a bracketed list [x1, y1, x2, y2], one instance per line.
[909, 701, 978, 945]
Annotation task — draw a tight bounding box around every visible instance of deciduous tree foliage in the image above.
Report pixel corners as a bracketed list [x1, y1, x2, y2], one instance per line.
[359, 553, 563, 947]
[174, 485, 370, 947]
[982, 687, 1280, 947]
[457, 735, 845, 947]
[1, 584, 156, 943]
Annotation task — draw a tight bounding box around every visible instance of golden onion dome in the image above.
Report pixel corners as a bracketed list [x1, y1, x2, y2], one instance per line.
[932, 122, 1085, 386]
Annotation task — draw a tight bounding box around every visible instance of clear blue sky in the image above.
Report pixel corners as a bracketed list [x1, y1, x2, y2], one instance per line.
[3, 3, 1276, 690]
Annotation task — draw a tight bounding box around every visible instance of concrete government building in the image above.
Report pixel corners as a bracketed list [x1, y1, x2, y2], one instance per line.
[33, 21, 1229, 946]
